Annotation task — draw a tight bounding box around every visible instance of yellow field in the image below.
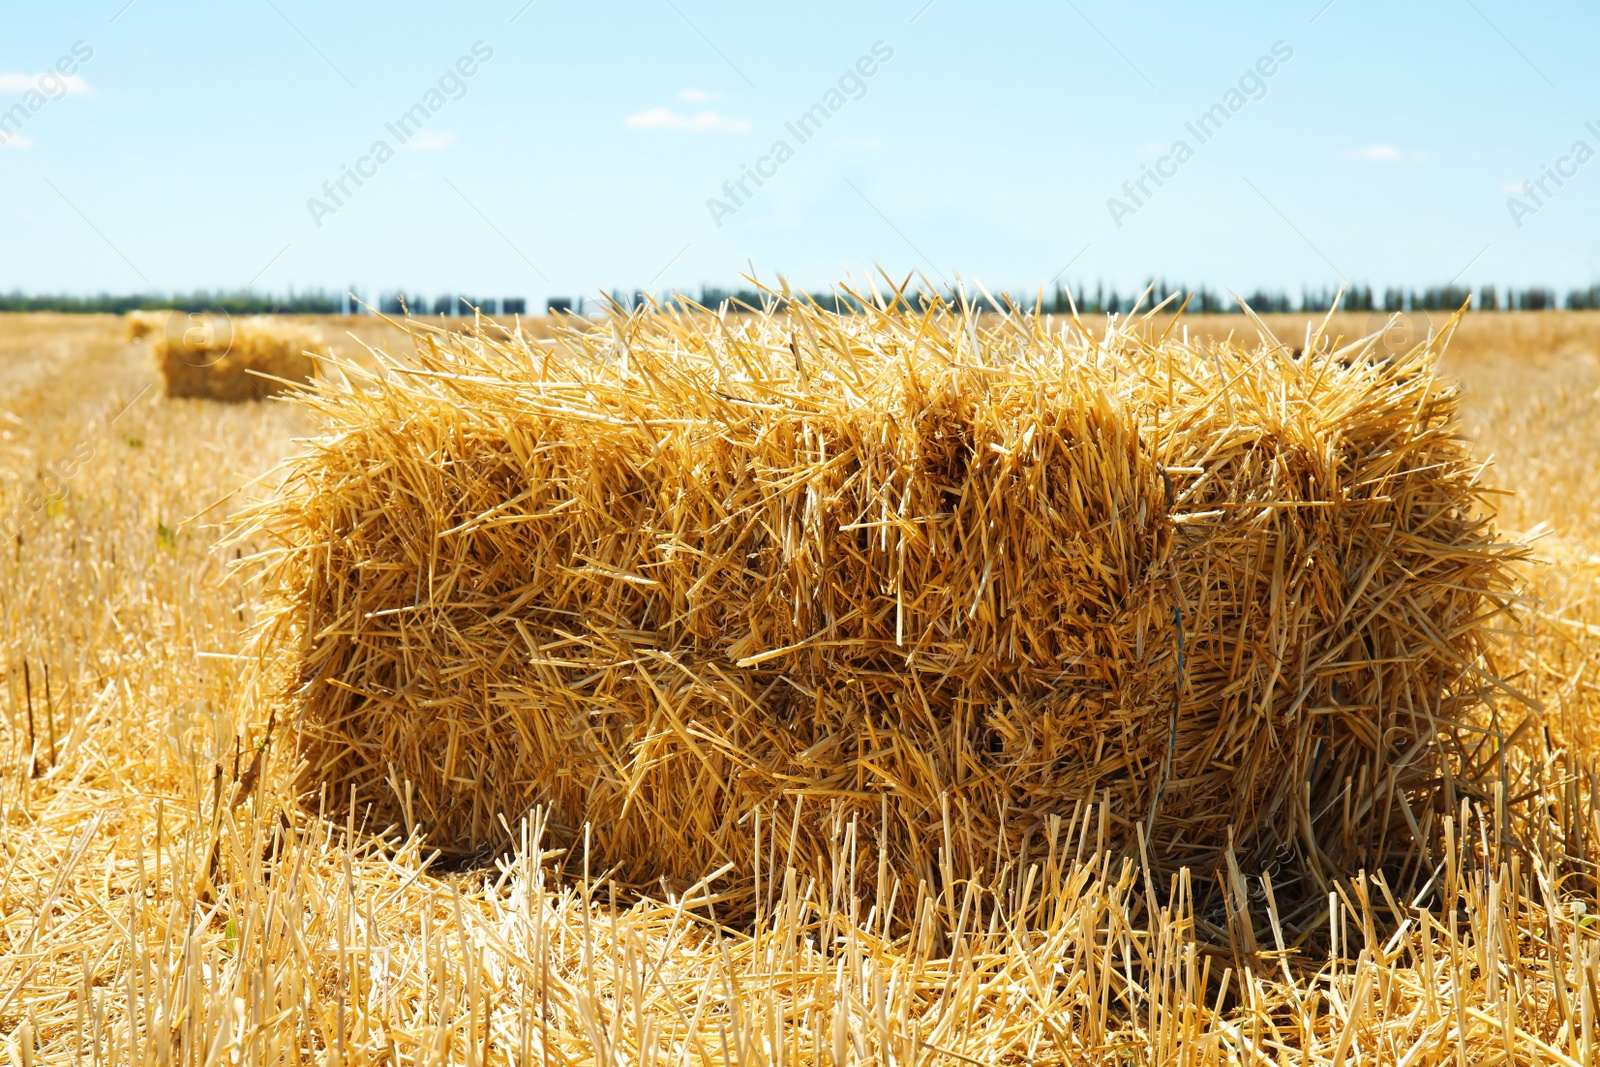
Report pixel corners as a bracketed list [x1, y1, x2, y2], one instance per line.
[3, 310, 1600, 1065]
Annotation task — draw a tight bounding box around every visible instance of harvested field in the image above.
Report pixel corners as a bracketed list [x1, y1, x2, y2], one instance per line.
[2, 306, 1600, 1065]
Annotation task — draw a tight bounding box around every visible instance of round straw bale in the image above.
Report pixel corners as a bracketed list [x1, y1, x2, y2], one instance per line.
[252, 298, 1521, 899]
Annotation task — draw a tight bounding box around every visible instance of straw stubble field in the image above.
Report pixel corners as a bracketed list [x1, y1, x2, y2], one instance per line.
[3, 306, 1600, 1065]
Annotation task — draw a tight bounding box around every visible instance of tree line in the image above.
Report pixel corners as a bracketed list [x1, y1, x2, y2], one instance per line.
[677, 283, 1600, 315]
[0, 289, 344, 314]
[5, 282, 1600, 316]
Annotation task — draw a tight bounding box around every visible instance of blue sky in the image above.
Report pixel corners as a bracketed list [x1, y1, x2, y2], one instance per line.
[2, 1, 1597, 306]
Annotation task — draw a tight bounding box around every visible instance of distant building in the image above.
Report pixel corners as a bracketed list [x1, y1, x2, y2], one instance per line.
[546, 297, 573, 314]
[502, 298, 527, 315]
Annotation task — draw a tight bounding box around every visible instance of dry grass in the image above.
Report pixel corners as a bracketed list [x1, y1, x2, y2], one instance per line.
[1, 306, 1599, 1065]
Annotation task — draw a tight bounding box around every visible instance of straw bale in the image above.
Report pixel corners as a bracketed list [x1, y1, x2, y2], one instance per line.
[254, 296, 1521, 897]
[125, 308, 174, 341]
[156, 315, 327, 401]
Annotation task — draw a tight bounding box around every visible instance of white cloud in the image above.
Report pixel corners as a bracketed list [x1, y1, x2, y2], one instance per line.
[625, 107, 750, 132]
[677, 88, 717, 102]
[405, 130, 455, 151]
[0, 72, 92, 95]
[0, 134, 35, 149]
[1500, 180, 1528, 195]
[1342, 144, 1401, 161]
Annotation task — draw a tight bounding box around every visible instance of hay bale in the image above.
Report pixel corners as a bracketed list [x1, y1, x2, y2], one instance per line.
[156, 316, 327, 401]
[125, 309, 173, 342]
[254, 298, 1520, 895]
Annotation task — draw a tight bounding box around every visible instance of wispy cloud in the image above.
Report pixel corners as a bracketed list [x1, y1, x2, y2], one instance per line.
[677, 88, 717, 102]
[1342, 144, 1401, 161]
[625, 107, 750, 132]
[0, 134, 35, 149]
[405, 130, 456, 152]
[0, 72, 92, 95]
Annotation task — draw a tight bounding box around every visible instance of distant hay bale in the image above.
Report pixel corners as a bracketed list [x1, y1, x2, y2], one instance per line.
[155, 316, 327, 401]
[254, 296, 1521, 896]
[125, 309, 173, 342]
